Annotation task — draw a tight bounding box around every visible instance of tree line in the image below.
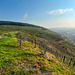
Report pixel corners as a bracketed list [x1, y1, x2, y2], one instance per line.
[0, 21, 45, 29]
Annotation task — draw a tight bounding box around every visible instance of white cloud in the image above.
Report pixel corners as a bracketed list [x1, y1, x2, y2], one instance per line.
[22, 13, 28, 20]
[48, 8, 73, 15]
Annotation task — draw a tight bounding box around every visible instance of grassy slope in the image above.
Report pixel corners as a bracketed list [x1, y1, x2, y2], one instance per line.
[0, 32, 74, 75]
[0, 21, 75, 75]
[0, 25, 75, 56]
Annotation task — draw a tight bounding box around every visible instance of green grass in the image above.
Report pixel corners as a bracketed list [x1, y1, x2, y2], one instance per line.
[0, 30, 75, 75]
[0, 32, 39, 74]
[49, 60, 72, 75]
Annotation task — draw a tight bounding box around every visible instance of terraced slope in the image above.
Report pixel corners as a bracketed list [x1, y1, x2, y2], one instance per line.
[0, 24, 75, 57]
[0, 21, 75, 75]
[0, 32, 75, 75]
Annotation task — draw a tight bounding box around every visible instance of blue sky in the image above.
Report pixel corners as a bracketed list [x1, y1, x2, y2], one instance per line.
[0, 0, 75, 28]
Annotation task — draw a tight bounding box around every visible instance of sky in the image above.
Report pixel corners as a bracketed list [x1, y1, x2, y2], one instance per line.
[0, 0, 75, 28]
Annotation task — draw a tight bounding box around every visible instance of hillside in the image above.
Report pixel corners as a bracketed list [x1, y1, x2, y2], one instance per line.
[0, 21, 75, 75]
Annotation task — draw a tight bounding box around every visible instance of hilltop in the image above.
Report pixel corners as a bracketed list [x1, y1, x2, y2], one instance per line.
[0, 21, 75, 75]
[0, 21, 45, 29]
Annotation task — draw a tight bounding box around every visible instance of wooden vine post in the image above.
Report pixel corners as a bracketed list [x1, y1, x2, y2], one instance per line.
[73, 61, 75, 67]
[20, 34, 22, 48]
[34, 37, 36, 48]
[63, 56, 65, 63]
[68, 58, 72, 66]
[15, 31, 26, 48]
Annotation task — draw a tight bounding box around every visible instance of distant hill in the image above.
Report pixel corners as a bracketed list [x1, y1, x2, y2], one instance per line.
[49, 27, 75, 44]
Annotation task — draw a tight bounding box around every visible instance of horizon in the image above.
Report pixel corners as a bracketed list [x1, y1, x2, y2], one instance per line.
[0, 0, 75, 28]
[0, 20, 75, 28]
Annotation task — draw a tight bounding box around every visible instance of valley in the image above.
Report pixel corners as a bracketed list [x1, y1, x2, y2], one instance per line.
[49, 28, 75, 44]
